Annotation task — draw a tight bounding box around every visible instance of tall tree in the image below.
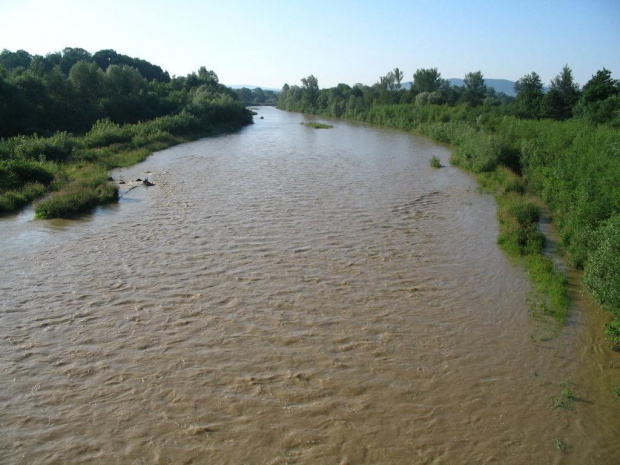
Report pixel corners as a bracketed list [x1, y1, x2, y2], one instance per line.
[251, 87, 266, 104]
[60, 47, 92, 74]
[462, 70, 487, 106]
[0, 49, 32, 70]
[383, 67, 404, 91]
[93, 49, 170, 82]
[580, 68, 618, 104]
[301, 75, 319, 110]
[514, 71, 544, 118]
[412, 68, 442, 94]
[69, 61, 103, 100]
[542, 65, 580, 120]
[574, 68, 620, 124]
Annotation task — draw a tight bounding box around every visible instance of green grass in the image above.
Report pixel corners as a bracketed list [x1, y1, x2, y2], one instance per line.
[34, 164, 119, 219]
[525, 255, 569, 325]
[0, 183, 47, 214]
[301, 122, 333, 129]
[0, 159, 58, 215]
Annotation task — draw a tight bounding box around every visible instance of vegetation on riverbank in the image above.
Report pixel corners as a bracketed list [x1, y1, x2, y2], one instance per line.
[277, 66, 619, 344]
[0, 47, 253, 218]
[302, 122, 333, 129]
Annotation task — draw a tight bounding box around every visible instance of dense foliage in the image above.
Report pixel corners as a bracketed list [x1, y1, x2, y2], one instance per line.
[0, 47, 249, 137]
[0, 47, 253, 218]
[278, 66, 620, 346]
[234, 87, 279, 106]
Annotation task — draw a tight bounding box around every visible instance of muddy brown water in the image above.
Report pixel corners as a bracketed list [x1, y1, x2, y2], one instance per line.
[1, 107, 618, 464]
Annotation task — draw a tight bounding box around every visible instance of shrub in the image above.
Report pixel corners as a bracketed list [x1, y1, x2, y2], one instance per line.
[34, 164, 118, 219]
[0, 132, 76, 162]
[0, 159, 55, 190]
[524, 254, 569, 324]
[583, 215, 620, 316]
[0, 183, 46, 214]
[84, 119, 133, 148]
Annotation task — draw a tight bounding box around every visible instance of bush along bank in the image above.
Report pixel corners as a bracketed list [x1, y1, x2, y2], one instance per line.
[366, 107, 616, 342]
[439, 119, 570, 330]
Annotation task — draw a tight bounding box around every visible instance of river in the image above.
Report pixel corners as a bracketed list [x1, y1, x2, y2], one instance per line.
[1, 107, 618, 464]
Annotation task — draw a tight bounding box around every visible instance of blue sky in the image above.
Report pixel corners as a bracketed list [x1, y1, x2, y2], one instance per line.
[1, 0, 619, 89]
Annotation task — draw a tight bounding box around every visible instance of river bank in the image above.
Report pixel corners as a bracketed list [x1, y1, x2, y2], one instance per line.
[1, 111, 253, 219]
[290, 108, 571, 330]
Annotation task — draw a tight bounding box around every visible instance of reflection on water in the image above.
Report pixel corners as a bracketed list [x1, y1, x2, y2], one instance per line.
[0, 107, 618, 464]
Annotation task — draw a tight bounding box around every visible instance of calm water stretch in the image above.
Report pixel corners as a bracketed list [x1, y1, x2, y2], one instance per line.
[1, 107, 618, 464]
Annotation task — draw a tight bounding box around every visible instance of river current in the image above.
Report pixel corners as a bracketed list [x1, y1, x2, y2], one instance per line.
[1, 107, 618, 463]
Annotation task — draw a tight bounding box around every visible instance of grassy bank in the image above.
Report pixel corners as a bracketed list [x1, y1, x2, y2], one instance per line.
[1, 111, 251, 219]
[477, 168, 569, 326]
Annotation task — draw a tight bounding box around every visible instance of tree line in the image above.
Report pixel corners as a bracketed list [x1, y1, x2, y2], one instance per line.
[278, 66, 620, 348]
[0, 47, 251, 138]
[278, 66, 619, 125]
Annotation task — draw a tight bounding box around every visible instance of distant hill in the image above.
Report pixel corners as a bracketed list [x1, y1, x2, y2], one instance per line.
[401, 79, 518, 97]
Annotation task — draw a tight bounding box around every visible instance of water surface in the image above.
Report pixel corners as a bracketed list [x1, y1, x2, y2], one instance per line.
[1, 107, 618, 463]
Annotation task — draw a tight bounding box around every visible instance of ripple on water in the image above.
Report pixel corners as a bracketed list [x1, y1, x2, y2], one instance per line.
[0, 107, 618, 464]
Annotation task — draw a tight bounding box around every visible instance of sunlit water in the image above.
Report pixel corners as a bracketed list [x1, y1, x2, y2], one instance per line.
[1, 107, 618, 464]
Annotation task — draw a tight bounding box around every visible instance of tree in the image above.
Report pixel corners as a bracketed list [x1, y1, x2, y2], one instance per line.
[28, 57, 48, 77]
[69, 61, 103, 100]
[235, 87, 253, 105]
[412, 68, 442, 94]
[60, 47, 92, 74]
[574, 68, 620, 124]
[44, 52, 62, 71]
[382, 67, 403, 91]
[301, 74, 319, 110]
[11, 71, 51, 134]
[0, 49, 32, 70]
[251, 87, 265, 104]
[44, 65, 84, 132]
[462, 71, 487, 106]
[198, 67, 219, 85]
[580, 68, 618, 104]
[393, 67, 404, 90]
[101, 65, 151, 123]
[93, 49, 170, 82]
[514, 71, 544, 118]
[542, 65, 580, 120]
